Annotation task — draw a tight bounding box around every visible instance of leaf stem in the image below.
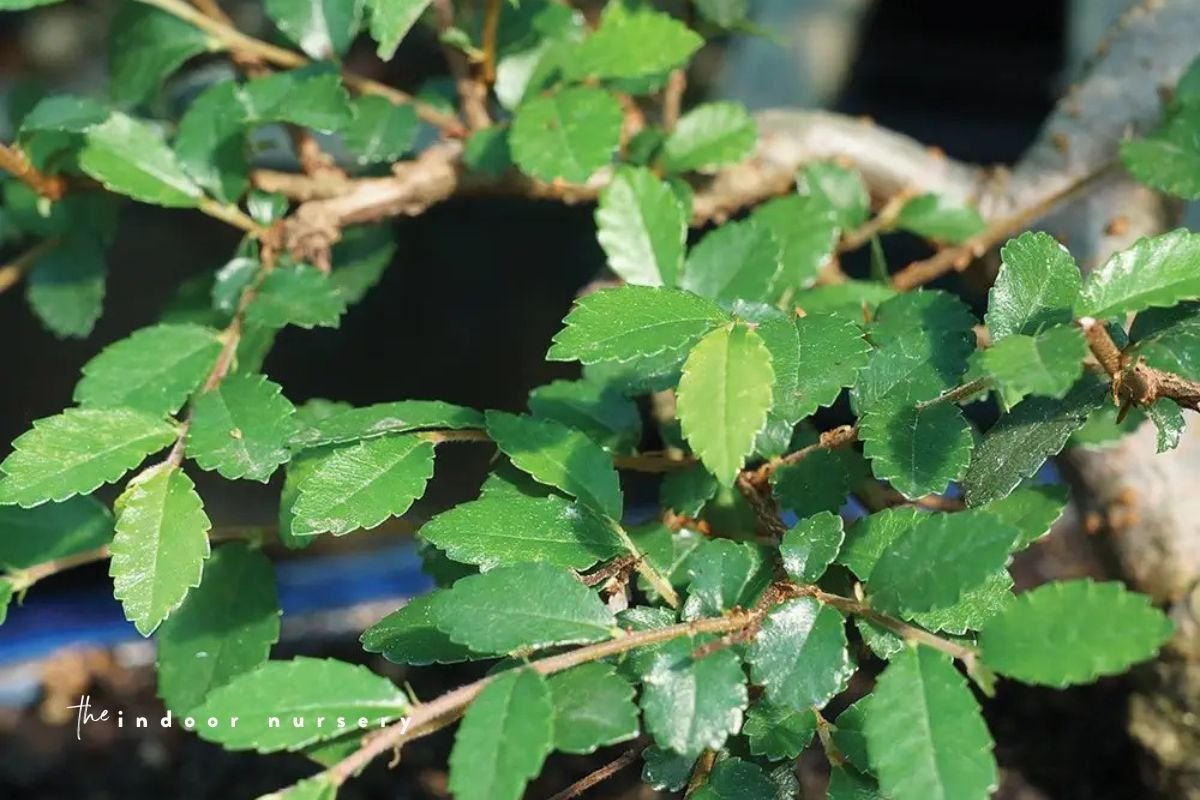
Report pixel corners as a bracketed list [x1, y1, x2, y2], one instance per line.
[197, 199, 268, 236]
[914, 377, 994, 410]
[608, 518, 680, 608]
[0, 141, 67, 200]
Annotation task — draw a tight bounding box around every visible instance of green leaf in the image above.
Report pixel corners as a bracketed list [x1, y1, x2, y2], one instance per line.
[174, 82, 249, 203]
[642, 746, 694, 791]
[485, 410, 622, 517]
[290, 399, 482, 448]
[360, 593, 480, 665]
[448, 668, 554, 800]
[682, 538, 771, 620]
[981, 325, 1088, 400]
[156, 542, 280, 714]
[677, 323, 774, 485]
[1130, 301, 1200, 379]
[548, 285, 728, 365]
[748, 597, 852, 711]
[661, 102, 757, 173]
[0, 409, 177, 507]
[257, 776, 337, 800]
[963, 375, 1108, 506]
[342, 95, 418, 164]
[187, 374, 297, 482]
[110, 465, 211, 636]
[25, 234, 106, 338]
[0, 577, 12, 626]
[742, 700, 816, 759]
[796, 281, 895, 320]
[979, 579, 1174, 687]
[430, 563, 615, 653]
[853, 292, 976, 412]
[680, 220, 781, 304]
[906, 569, 1014, 636]
[327, 227, 396, 304]
[1146, 398, 1186, 453]
[749, 195, 839, 291]
[421, 492, 621, 571]
[75, 323, 222, 416]
[528, 379, 641, 453]
[864, 646, 997, 800]
[1121, 103, 1200, 199]
[510, 87, 623, 183]
[109, 5, 210, 106]
[986, 231, 1081, 340]
[246, 265, 348, 330]
[1079, 229, 1200, 319]
[564, 7, 701, 81]
[780, 313, 870, 421]
[868, 510, 1018, 614]
[0, 495, 112, 569]
[828, 766, 886, 800]
[895, 194, 986, 244]
[640, 638, 748, 758]
[241, 67, 354, 134]
[194, 657, 409, 752]
[368, 0, 434, 60]
[780, 510, 844, 583]
[860, 402, 974, 500]
[831, 698, 871, 770]
[595, 166, 686, 287]
[547, 663, 639, 754]
[661, 465, 719, 516]
[839, 506, 918, 580]
[264, 0, 363, 59]
[291, 434, 434, 536]
[979, 484, 1069, 550]
[771, 447, 865, 519]
[696, 0, 749, 27]
[79, 113, 203, 207]
[690, 757, 776, 800]
[797, 162, 868, 230]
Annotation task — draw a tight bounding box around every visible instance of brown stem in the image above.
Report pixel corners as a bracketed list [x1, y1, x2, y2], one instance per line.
[838, 187, 918, 252]
[0, 141, 67, 200]
[746, 423, 859, 486]
[1079, 317, 1200, 412]
[684, 749, 718, 797]
[0, 238, 58, 295]
[545, 744, 646, 800]
[914, 377, 993, 410]
[891, 162, 1118, 291]
[431, 0, 491, 130]
[480, 0, 502, 85]
[662, 70, 687, 132]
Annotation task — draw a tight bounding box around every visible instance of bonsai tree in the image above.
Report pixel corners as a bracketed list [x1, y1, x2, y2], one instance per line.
[2, 0, 1200, 798]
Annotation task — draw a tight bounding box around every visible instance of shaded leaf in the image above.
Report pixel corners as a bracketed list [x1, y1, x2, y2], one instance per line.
[978, 484, 1069, 550]
[528, 379, 642, 453]
[109, 5, 209, 106]
[342, 95, 418, 164]
[1121, 103, 1200, 199]
[986, 231, 1081, 340]
[246, 265, 348, 330]
[1146, 398, 1185, 453]
[290, 399, 483, 448]
[860, 402, 974, 500]
[680, 219, 781, 304]
[742, 700, 816, 760]
[265, 0, 363, 59]
[0, 495, 112, 569]
[360, 593, 480, 666]
[156, 542, 280, 713]
[691, 757, 776, 800]
[682, 538, 770, 620]
[895, 193, 985, 244]
[771, 447, 866, 519]
[548, 663, 639, 754]
[25, 234, 106, 338]
[79, 113, 203, 207]
[368, 0, 434, 60]
[797, 162, 868, 230]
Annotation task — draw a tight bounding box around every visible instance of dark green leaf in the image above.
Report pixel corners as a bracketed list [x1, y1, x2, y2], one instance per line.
[368, 0, 434, 60]
[343, 95, 418, 164]
[771, 447, 865, 519]
[640, 638, 747, 758]
[25, 234, 106, 338]
[79, 113, 203, 207]
[690, 757, 776, 800]
[797, 162, 868, 230]
[528, 379, 642, 454]
[680, 219, 781, 304]
[860, 402, 974, 500]
[547, 663, 639, 753]
[290, 399, 482, 448]
[264, 0, 363, 59]
[682, 538, 770, 620]
[978, 484, 1069, 550]
[360, 593, 480, 666]
[780, 510, 844, 583]
[0, 495, 112, 569]
[1146, 398, 1185, 453]
[109, 5, 209, 106]
[747, 597, 853, 711]
[246, 265, 348, 329]
[741, 699, 816, 759]
[241, 67, 354, 134]
[156, 542, 279, 713]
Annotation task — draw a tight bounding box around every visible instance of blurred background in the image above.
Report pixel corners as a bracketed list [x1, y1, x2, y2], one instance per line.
[0, 1, 1150, 797]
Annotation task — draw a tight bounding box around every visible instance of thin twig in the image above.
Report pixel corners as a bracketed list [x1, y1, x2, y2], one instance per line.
[746, 424, 859, 486]
[914, 377, 994, 410]
[545, 744, 646, 800]
[838, 187, 918, 252]
[480, 0, 502, 85]
[136, 0, 463, 134]
[662, 70, 686, 132]
[0, 141, 67, 200]
[890, 162, 1119, 291]
[0, 238, 58, 295]
[684, 749, 718, 797]
[431, 0, 491, 130]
